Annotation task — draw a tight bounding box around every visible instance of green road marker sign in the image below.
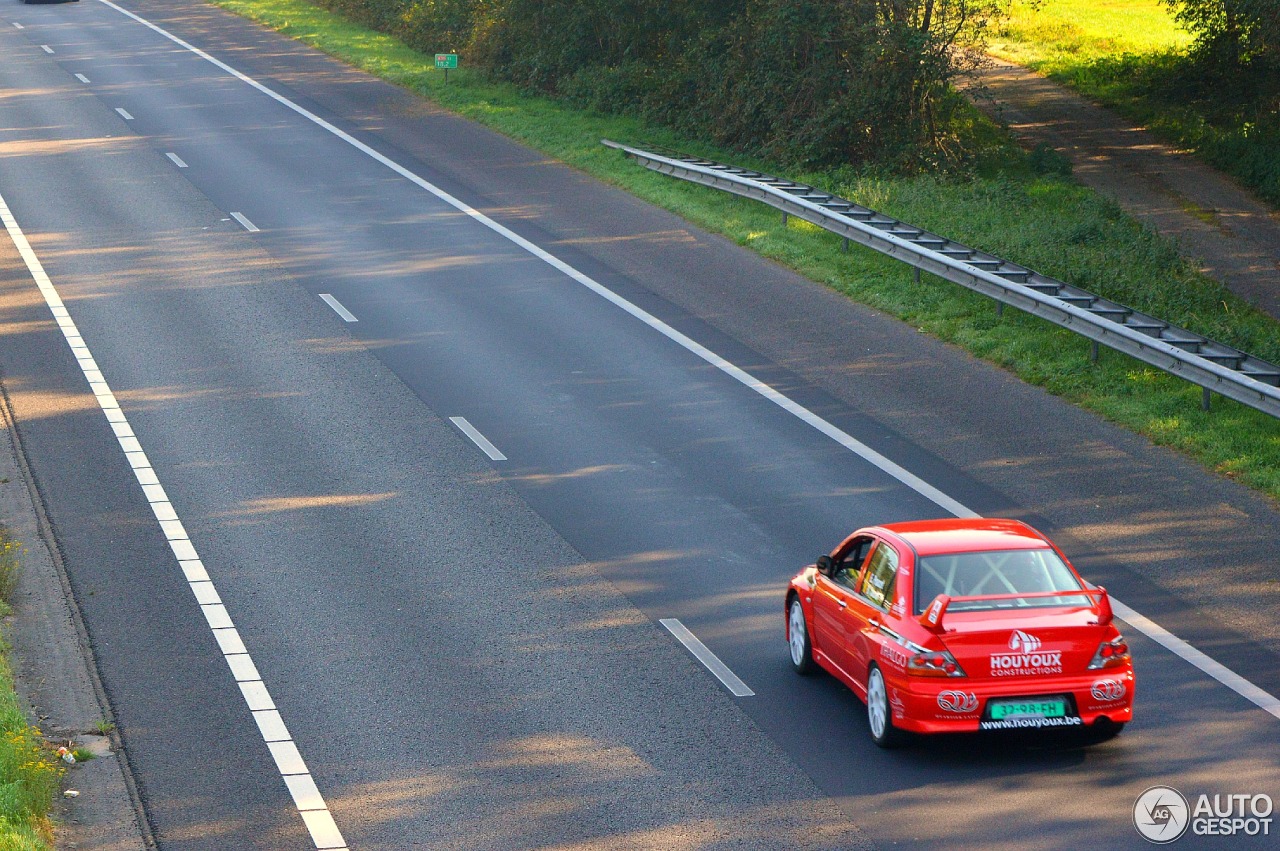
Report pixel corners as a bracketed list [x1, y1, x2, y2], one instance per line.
[435, 53, 458, 82]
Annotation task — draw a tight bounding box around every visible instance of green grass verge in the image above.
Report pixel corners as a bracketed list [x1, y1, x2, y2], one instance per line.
[989, 0, 1191, 69]
[0, 532, 59, 851]
[209, 0, 1280, 501]
[988, 0, 1280, 206]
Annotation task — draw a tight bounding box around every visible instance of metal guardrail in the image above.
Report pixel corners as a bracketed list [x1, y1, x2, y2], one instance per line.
[602, 140, 1280, 420]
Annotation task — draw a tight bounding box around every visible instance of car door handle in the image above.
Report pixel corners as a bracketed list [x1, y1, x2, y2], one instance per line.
[838, 600, 847, 608]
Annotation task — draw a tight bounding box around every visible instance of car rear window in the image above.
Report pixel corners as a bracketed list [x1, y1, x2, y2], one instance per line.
[914, 548, 1084, 614]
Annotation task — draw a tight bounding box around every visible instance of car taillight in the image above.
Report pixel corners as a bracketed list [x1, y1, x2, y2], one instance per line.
[907, 649, 967, 678]
[1087, 635, 1130, 670]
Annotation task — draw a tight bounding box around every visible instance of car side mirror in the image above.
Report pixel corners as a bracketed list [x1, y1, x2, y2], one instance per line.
[816, 555, 835, 576]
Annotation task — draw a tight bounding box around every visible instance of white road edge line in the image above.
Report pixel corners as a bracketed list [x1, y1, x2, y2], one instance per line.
[165, 152, 188, 168]
[230, 211, 259, 233]
[318, 293, 357, 323]
[75, 73, 90, 83]
[660, 619, 755, 697]
[0, 195, 349, 851]
[93, 0, 1280, 727]
[449, 417, 507, 461]
[114, 107, 134, 120]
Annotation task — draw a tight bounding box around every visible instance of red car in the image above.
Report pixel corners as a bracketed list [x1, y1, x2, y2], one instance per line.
[786, 518, 1133, 747]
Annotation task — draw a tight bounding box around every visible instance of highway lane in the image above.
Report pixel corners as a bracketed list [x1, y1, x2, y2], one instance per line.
[0, 11, 874, 851]
[4, 1, 1280, 849]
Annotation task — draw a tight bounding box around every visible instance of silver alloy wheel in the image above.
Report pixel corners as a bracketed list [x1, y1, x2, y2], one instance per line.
[867, 667, 888, 739]
[789, 600, 807, 666]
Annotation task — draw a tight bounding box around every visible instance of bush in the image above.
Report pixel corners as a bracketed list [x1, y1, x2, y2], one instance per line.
[307, 0, 1013, 170]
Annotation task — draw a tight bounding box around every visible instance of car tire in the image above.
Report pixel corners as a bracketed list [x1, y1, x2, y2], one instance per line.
[787, 596, 817, 675]
[866, 665, 908, 749]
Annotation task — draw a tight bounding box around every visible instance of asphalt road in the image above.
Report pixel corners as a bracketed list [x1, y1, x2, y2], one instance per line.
[2, 1, 1280, 849]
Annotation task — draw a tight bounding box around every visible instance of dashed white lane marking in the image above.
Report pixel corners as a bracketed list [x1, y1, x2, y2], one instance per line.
[230, 211, 258, 233]
[114, 107, 134, 120]
[75, 73, 90, 83]
[13, 23, 24, 29]
[41, 44, 54, 53]
[660, 619, 755, 697]
[318, 293, 357, 323]
[165, 152, 188, 168]
[0, 194, 348, 850]
[448, 417, 507, 461]
[94, 0, 1280, 729]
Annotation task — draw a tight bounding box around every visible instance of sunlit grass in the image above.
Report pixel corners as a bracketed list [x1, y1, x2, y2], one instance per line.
[988, 0, 1191, 71]
[209, 0, 1280, 501]
[985, 0, 1280, 206]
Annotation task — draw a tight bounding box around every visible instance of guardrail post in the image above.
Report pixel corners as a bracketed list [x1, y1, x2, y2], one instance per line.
[842, 238, 849, 253]
[1091, 341, 1100, 363]
[1203, 387, 1212, 411]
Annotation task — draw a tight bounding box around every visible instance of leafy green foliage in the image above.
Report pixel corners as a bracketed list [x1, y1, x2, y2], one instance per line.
[305, 0, 1012, 169]
[1163, 0, 1280, 67]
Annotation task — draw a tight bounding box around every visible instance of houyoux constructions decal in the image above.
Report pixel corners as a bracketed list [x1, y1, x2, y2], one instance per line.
[978, 631, 1080, 730]
[990, 630, 1063, 677]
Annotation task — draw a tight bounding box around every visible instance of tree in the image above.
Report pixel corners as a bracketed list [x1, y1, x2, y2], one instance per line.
[1163, 0, 1280, 68]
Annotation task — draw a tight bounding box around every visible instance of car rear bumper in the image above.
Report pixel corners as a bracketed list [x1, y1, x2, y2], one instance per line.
[885, 669, 1135, 735]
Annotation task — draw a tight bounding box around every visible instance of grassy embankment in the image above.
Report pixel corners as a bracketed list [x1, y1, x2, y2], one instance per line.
[989, 0, 1280, 206]
[0, 532, 60, 851]
[211, 0, 1280, 500]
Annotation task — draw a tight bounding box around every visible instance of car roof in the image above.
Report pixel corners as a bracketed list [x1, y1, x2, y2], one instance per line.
[873, 518, 1052, 557]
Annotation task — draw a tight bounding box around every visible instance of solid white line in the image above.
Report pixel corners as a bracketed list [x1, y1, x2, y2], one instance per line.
[449, 417, 507, 461]
[660, 619, 755, 697]
[115, 107, 134, 120]
[92, 0, 1280, 729]
[41, 44, 54, 54]
[165, 152, 188, 168]
[1111, 600, 1280, 721]
[0, 194, 347, 851]
[75, 73, 90, 83]
[230, 211, 259, 232]
[318, 293, 357, 323]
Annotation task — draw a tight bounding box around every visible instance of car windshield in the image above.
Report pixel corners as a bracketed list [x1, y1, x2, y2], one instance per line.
[914, 548, 1084, 614]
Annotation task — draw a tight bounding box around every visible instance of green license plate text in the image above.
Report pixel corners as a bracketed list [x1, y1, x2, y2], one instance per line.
[990, 699, 1066, 720]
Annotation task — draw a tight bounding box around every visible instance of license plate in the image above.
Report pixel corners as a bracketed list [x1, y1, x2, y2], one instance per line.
[989, 699, 1066, 720]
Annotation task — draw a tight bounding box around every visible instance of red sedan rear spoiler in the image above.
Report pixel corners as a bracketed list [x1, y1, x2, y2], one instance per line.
[918, 587, 1113, 633]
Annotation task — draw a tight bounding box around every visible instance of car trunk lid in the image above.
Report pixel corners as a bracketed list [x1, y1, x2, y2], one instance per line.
[937, 606, 1106, 680]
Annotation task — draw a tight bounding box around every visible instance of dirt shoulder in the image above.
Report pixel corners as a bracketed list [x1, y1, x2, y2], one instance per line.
[969, 56, 1280, 322]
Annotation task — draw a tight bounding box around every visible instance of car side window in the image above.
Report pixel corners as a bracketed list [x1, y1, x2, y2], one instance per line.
[858, 543, 899, 610]
[831, 536, 874, 590]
